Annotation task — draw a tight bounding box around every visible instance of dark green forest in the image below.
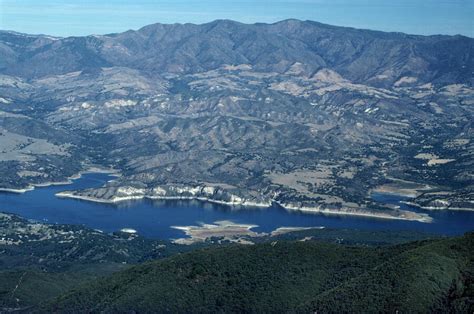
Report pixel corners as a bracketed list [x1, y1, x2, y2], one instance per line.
[1, 212, 472, 313]
[46, 233, 473, 313]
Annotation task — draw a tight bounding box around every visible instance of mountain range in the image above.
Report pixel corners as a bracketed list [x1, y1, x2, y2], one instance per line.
[1, 19, 473, 85]
[0, 19, 473, 219]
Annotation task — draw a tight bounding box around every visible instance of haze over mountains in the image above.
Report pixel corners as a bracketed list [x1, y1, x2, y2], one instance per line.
[0, 19, 473, 220]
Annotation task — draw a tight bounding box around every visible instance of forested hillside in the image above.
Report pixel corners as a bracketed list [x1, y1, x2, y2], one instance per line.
[46, 233, 473, 313]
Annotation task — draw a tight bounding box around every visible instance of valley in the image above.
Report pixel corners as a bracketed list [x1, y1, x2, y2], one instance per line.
[0, 1, 473, 310]
[0, 20, 473, 222]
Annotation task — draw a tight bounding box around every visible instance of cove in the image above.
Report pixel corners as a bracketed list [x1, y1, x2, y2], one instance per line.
[0, 172, 473, 239]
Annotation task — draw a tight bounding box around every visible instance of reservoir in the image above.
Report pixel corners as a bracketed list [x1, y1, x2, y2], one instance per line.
[0, 172, 473, 239]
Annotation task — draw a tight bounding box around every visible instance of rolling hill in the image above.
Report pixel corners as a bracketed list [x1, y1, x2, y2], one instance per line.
[45, 233, 473, 313]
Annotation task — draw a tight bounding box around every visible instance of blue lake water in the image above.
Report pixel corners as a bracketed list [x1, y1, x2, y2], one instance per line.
[0, 173, 473, 239]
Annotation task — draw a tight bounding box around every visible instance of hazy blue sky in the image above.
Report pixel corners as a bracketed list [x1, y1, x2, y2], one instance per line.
[1, 0, 473, 37]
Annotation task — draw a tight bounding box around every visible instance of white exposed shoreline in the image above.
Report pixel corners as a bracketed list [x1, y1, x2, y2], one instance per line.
[0, 167, 119, 194]
[55, 192, 271, 208]
[278, 202, 432, 223]
[3, 167, 434, 223]
[401, 201, 474, 212]
[0, 187, 35, 193]
[55, 191, 432, 223]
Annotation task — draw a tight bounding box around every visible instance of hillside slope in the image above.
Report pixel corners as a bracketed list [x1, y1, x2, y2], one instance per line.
[1, 19, 473, 217]
[0, 212, 437, 311]
[46, 233, 474, 313]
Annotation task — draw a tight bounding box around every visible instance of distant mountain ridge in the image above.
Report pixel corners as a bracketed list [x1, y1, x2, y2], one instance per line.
[1, 19, 472, 86]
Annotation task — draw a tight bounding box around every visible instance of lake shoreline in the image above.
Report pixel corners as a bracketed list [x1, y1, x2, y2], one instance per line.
[0, 167, 119, 194]
[2, 168, 434, 224]
[169, 221, 326, 245]
[280, 203, 432, 223]
[55, 191, 271, 208]
[1, 172, 472, 239]
[55, 191, 432, 223]
[401, 201, 474, 212]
